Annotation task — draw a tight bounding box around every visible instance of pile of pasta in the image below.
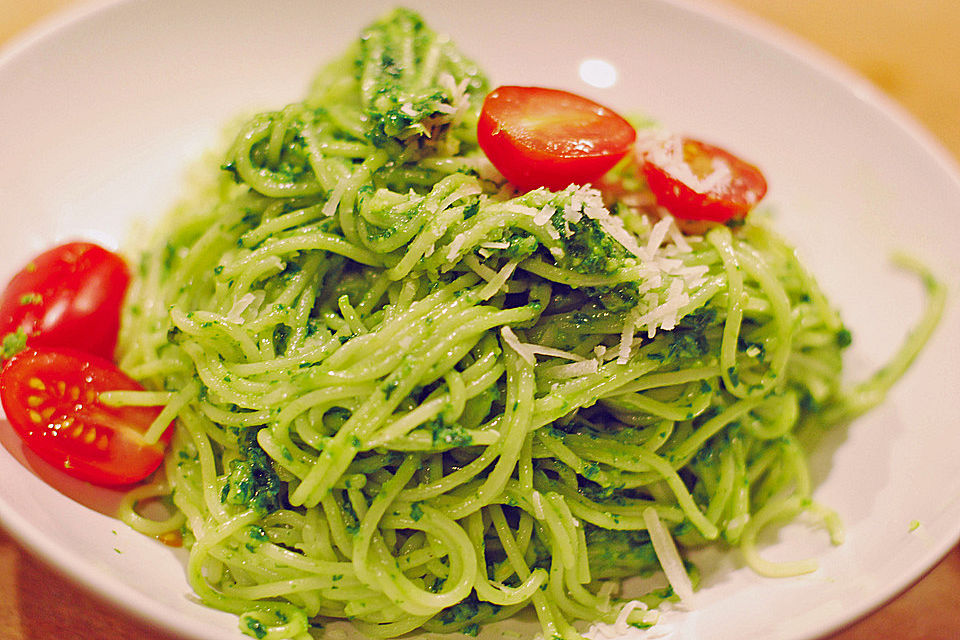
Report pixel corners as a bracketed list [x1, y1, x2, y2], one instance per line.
[115, 9, 942, 640]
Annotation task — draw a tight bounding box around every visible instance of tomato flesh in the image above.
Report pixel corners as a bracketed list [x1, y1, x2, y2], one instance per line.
[639, 136, 767, 223]
[477, 86, 636, 191]
[0, 348, 171, 486]
[0, 242, 130, 360]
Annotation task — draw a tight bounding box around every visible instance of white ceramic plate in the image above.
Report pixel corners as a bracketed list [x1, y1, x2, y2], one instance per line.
[1, 1, 958, 639]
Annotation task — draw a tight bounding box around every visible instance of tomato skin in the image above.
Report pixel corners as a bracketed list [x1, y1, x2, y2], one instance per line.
[0, 242, 130, 360]
[477, 86, 636, 191]
[639, 136, 767, 223]
[0, 348, 171, 486]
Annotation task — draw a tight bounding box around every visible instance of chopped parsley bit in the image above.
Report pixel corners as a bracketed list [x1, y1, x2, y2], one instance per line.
[247, 525, 269, 541]
[342, 499, 360, 535]
[273, 323, 291, 355]
[428, 415, 473, 447]
[726, 366, 740, 386]
[382, 379, 400, 398]
[410, 501, 424, 521]
[221, 428, 284, 515]
[242, 617, 267, 640]
[836, 326, 853, 348]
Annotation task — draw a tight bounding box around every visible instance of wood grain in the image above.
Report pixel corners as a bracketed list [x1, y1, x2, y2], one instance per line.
[1, 1, 958, 639]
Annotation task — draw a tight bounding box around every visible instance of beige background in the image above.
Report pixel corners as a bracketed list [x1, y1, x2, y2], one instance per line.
[1, 1, 958, 639]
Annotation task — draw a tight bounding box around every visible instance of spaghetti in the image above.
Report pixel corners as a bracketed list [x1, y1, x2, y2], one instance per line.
[114, 8, 944, 640]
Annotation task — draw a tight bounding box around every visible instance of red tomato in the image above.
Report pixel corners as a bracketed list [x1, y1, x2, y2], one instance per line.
[0, 348, 171, 486]
[0, 242, 130, 360]
[639, 136, 767, 223]
[477, 86, 637, 191]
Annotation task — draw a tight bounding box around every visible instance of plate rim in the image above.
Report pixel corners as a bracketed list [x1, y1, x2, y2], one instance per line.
[0, 1, 958, 639]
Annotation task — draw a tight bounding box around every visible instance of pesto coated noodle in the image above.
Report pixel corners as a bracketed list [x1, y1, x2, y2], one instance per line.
[114, 9, 945, 640]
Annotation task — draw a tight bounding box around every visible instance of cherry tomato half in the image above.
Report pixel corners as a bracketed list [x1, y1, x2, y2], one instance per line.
[639, 136, 767, 223]
[477, 86, 637, 192]
[0, 242, 130, 361]
[0, 348, 171, 486]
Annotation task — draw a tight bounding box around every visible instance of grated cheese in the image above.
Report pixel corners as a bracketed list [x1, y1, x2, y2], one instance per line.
[576, 186, 646, 259]
[664, 215, 693, 253]
[500, 326, 536, 365]
[479, 241, 511, 250]
[631, 281, 690, 340]
[636, 129, 732, 196]
[541, 359, 600, 379]
[617, 310, 638, 364]
[225, 293, 257, 324]
[526, 344, 586, 361]
[445, 232, 467, 261]
[643, 507, 695, 604]
[505, 182, 707, 349]
[534, 204, 556, 226]
[502, 201, 536, 216]
[437, 72, 472, 126]
[581, 600, 664, 640]
[437, 183, 482, 212]
[321, 177, 349, 217]
[643, 216, 673, 259]
[500, 326, 588, 365]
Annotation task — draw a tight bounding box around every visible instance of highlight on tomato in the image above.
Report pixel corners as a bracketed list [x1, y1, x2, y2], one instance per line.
[638, 133, 768, 224]
[0, 348, 172, 486]
[477, 86, 637, 192]
[0, 242, 130, 361]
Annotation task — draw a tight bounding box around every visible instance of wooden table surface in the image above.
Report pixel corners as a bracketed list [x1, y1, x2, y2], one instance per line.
[1, 1, 959, 639]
